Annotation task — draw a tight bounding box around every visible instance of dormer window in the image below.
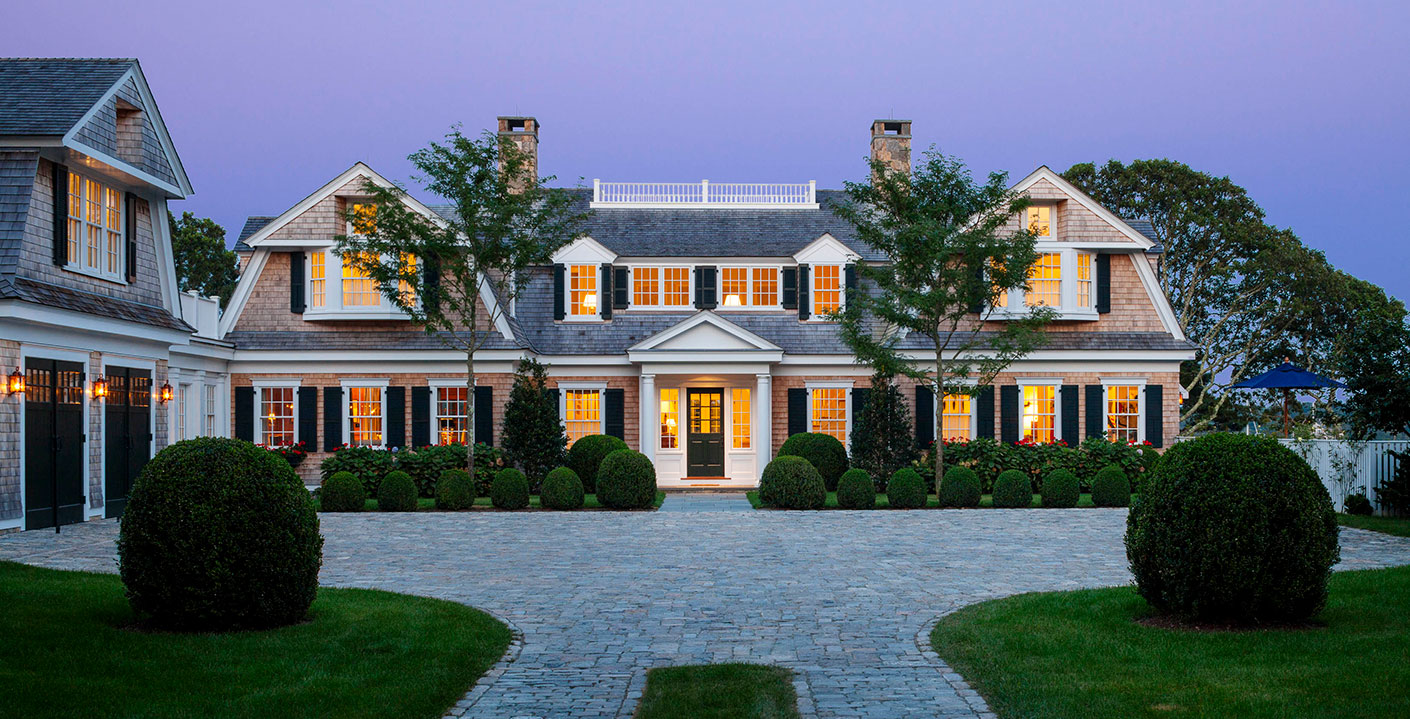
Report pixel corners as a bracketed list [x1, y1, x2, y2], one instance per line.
[341, 252, 380, 306]
[1076, 252, 1092, 309]
[716, 266, 781, 309]
[569, 264, 598, 317]
[65, 171, 124, 282]
[812, 264, 842, 316]
[1024, 253, 1062, 307]
[310, 251, 326, 308]
[629, 266, 691, 309]
[988, 250, 1098, 318]
[349, 202, 377, 235]
[1027, 205, 1052, 238]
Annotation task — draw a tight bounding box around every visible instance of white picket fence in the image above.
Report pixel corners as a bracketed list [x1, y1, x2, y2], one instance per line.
[1279, 439, 1406, 509]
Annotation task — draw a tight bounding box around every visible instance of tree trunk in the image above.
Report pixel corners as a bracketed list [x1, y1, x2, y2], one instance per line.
[466, 351, 476, 477]
[934, 344, 945, 496]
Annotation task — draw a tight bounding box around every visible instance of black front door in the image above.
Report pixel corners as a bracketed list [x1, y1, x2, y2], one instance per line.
[686, 388, 725, 477]
[24, 359, 86, 530]
[104, 366, 151, 519]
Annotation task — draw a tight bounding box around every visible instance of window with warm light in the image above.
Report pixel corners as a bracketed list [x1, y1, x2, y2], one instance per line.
[436, 386, 468, 445]
[942, 393, 972, 440]
[569, 264, 598, 317]
[722, 267, 749, 306]
[1106, 385, 1141, 443]
[811, 387, 848, 444]
[564, 389, 601, 446]
[349, 202, 377, 235]
[259, 387, 296, 446]
[1021, 385, 1057, 443]
[660, 388, 679, 449]
[813, 265, 842, 315]
[731, 388, 751, 449]
[398, 252, 418, 305]
[66, 172, 124, 280]
[1025, 253, 1062, 307]
[309, 251, 326, 307]
[753, 267, 778, 306]
[342, 252, 379, 306]
[1027, 205, 1051, 237]
[633, 266, 659, 305]
[1076, 252, 1092, 308]
[347, 387, 384, 447]
[630, 266, 692, 308]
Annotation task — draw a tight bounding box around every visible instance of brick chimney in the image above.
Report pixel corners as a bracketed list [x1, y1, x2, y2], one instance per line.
[869, 119, 912, 180]
[497, 116, 539, 192]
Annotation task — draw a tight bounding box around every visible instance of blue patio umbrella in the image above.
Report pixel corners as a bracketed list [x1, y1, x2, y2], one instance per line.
[1230, 359, 1347, 437]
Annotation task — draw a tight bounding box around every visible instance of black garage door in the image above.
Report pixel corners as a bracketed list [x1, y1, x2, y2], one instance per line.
[104, 366, 151, 519]
[24, 359, 86, 530]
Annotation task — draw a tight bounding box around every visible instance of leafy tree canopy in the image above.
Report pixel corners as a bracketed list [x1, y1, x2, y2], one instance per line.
[169, 211, 239, 306]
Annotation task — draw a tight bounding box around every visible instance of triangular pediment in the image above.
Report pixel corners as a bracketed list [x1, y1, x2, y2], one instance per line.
[629, 312, 781, 353]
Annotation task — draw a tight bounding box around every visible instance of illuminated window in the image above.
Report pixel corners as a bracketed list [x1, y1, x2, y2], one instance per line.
[660, 388, 679, 449]
[1027, 206, 1051, 237]
[1024, 253, 1062, 307]
[65, 172, 124, 279]
[347, 386, 384, 447]
[1020, 385, 1057, 443]
[1076, 252, 1092, 308]
[259, 386, 296, 446]
[569, 264, 598, 316]
[731, 388, 751, 449]
[722, 267, 749, 307]
[350, 202, 377, 235]
[399, 252, 418, 305]
[813, 265, 842, 315]
[810, 387, 848, 444]
[1106, 385, 1141, 443]
[633, 266, 659, 305]
[753, 267, 778, 306]
[564, 389, 601, 446]
[342, 252, 379, 306]
[436, 386, 468, 445]
[942, 393, 972, 441]
[663, 267, 690, 306]
[310, 251, 326, 307]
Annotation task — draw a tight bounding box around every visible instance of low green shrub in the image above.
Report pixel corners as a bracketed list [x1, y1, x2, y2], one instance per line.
[320, 471, 366, 512]
[939, 466, 981, 508]
[886, 468, 927, 509]
[567, 435, 627, 494]
[319, 445, 397, 496]
[1344, 492, 1373, 516]
[435, 469, 475, 510]
[377, 470, 418, 512]
[779, 432, 849, 491]
[1042, 469, 1080, 508]
[541, 467, 585, 510]
[490, 468, 530, 510]
[397, 443, 504, 496]
[759, 456, 827, 509]
[1092, 465, 1131, 507]
[596, 449, 658, 509]
[992, 469, 1033, 508]
[836, 468, 876, 509]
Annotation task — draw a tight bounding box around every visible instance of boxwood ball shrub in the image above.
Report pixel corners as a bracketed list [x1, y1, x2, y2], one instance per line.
[1042, 469, 1080, 508]
[117, 438, 322, 630]
[491, 467, 531, 510]
[1126, 433, 1340, 623]
[596, 449, 659, 509]
[541, 466, 585, 510]
[992, 469, 1033, 508]
[377, 470, 418, 512]
[886, 468, 927, 509]
[320, 471, 366, 512]
[759, 456, 827, 509]
[836, 468, 876, 510]
[1091, 465, 1132, 507]
[779, 432, 849, 491]
[435, 469, 475, 511]
[567, 434, 627, 493]
[939, 466, 981, 508]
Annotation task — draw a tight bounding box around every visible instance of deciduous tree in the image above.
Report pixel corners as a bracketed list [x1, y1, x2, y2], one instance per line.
[169, 211, 238, 306]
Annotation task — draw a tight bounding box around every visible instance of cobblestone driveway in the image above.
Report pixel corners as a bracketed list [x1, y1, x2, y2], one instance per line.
[4, 510, 1410, 719]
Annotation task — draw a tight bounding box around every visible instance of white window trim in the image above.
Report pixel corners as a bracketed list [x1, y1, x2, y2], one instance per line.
[727, 387, 753, 452]
[253, 383, 299, 447]
[302, 248, 416, 321]
[657, 386, 683, 454]
[938, 384, 980, 441]
[1027, 203, 1056, 240]
[63, 169, 127, 284]
[341, 378, 390, 449]
[625, 265, 695, 311]
[558, 382, 607, 436]
[1100, 378, 1147, 444]
[429, 379, 477, 446]
[1016, 378, 1064, 443]
[564, 263, 603, 322]
[989, 247, 1099, 320]
[203, 382, 220, 436]
[805, 381, 853, 446]
[807, 264, 846, 321]
[716, 265, 784, 311]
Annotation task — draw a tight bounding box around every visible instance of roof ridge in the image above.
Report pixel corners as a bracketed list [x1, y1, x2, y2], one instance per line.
[3, 57, 137, 62]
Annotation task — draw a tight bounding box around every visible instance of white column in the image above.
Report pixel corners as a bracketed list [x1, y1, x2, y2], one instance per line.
[639, 374, 656, 462]
[756, 373, 772, 469]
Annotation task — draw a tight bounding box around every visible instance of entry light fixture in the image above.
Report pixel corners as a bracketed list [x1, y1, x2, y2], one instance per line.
[7, 367, 23, 395]
[91, 376, 108, 400]
[159, 381, 173, 404]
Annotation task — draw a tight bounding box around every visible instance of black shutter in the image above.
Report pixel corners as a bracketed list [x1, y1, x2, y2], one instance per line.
[604, 387, 624, 439]
[289, 251, 306, 313]
[600, 263, 613, 320]
[51, 162, 67, 266]
[1146, 384, 1164, 447]
[695, 266, 717, 309]
[124, 193, 138, 282]
[323, 386, 343, 451]
[1000, 385, 1019, 444]
[782, 268, 798, 309]
[475, 385, 494, 445]
[844, 264, 858, 307]
[546, 387, 560, 422]
[424, 254, 441, 315]
[851, 386, 871, 427]
[968, 267, 985, 314]
[386, 386, 406, 448]
[298, 387, 317, 447]
[787, 388, 808, 437]
[411, 386, 431, 447]
[613, 266, 630, 309]
[553, 263, 566, 320]
[1061, 385, 1079, 444]
[1085, 385, 1104, 439]
[1095, 253, 1112, 314]
[975, 385, 995, 439]
[234, 387, 254, 442]
[797, 264, 810, 320]
[915, 385, 934, 450]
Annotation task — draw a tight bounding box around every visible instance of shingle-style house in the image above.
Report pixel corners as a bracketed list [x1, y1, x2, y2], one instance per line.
[222, 116, 1194, 488]
[0, 59, 227, 531]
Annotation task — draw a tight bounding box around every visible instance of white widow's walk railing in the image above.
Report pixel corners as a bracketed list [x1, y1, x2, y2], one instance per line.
[591, 179, 818, 208]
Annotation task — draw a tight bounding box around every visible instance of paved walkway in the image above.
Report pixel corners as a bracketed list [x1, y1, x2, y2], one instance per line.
[657, 492, 754, 512]
[4, 512, 1410, 719]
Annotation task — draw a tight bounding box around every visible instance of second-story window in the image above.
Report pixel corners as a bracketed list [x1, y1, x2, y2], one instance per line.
[717, 267, 781, 308]
[569, 264, 598, 316]
[342, 252, 379, 306]
[310, 251, 326, 307]
[633, 266, 659, 305]
[66, 172, 124, 281]
[753, 268, 779, 305]
[350, 202, 377, 235]
[629, 266, 691, 308]
[1025, 253, 1062, 307]
[990, 250, 1097, 315]
[1027, 205, 1051, 237]
[722, 267, 749, 306]
[1076, 252, 1092, 308]
[812, 265, 842, 316]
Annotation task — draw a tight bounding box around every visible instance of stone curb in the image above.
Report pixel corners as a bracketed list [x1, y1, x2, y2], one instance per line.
[916, 609, 996, 719]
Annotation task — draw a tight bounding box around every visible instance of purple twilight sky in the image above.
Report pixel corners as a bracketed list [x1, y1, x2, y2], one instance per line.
[10, 1, 1410, 299]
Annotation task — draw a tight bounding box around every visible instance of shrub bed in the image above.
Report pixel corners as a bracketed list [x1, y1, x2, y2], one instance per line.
[886, 468, 927, 509]
[320, 471, 365, 512]
[377, 470, 418, 512]
[1041, 469, 1080, 508]
[1345, 492, 1373, 516]
[759, 456, 826, 509]
[435, 469, 475, 510]
[779, 433, 849, 491]
[320, 443, 503, 497]
[992, 469, 1033, 508]
[596, 449, 658, 509]
[542, 467, 586, 510]
[939, 466, 981, 508]
[490, 468, 530, 510]
[918, 436, 1158, 493]
[567, 435, 627, 494]
[836, 468, 876, 509]
[1091, 465, 1131, 507]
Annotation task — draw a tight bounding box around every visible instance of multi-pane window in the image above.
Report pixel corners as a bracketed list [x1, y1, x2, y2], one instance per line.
[347, 387, 384, 447]
[569, 264, 598, 316]
[811, 387, 848, 444]
[631, 267, 692, 308]
[1025, 253, 1062, 307]
[1106, 385, 1141, 443]
[310, 251, 326, 307]
[715, 267, 781, 308]
[177, 385, 188, 441]
[753, 268, 779, 306]
[204, 384, 217, 435]
[633, 266, 660, 305]
[342, 252, 379, 306]
[731, 388, 751, 449]
[399, 252, 418, 305]
[813, 265, 842, 315]
[564, 389, 601, 446]
[350, 202, 377, 235]
[942, 393, 972, 441]
[1027, 205, 1051, 237]
[659, 388, 679, 449]
[664, 267, 690, 306]
[722, 267, 749, 306]
[436, 386, 468, 445]
[66, 173, 123, 279]
[260, 387, 296, 446]
[1076, 252, 1092, 308]
[1020, 385, 1057, 443]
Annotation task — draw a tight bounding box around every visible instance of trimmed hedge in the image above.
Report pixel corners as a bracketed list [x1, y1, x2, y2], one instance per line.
[886, 468, 927, 509]
[319, 443, 504, 497]
[567, 435, 627, 493]
[377, 470, 418, 512]
[542, 466, 586, 510]
[321, 471, 366, 512]
[1092, 465, 1131, 507]
[779, 432, 849, 491]
[917, 436, 1160, 493]
[1345, 492, 1373, 516]
[117, 438, 322, 630]
[939, 466, 981, 508]
[491, 468, 530, 510]
[759, 456, 827, 509]
[1042, 469, 1080, 508]
[836, 468, 876, 510]
[435, 469, 475, 511]
[596, 449, 658, 509]
[992, 469, 1033, 508]
[1126, 432, 1340, 623]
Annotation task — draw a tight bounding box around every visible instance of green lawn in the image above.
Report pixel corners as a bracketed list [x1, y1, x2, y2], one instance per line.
[930, 565, 1410, 719]
[746, 491, 1099, 509]
[0, 561, 512, 719]
[636, 664, 800, 719]
[315, 491, 666, 512]
[1338, 512, 1410, 537]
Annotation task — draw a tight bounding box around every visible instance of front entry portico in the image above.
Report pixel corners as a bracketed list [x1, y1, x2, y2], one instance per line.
[685, 388, 725, 477]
